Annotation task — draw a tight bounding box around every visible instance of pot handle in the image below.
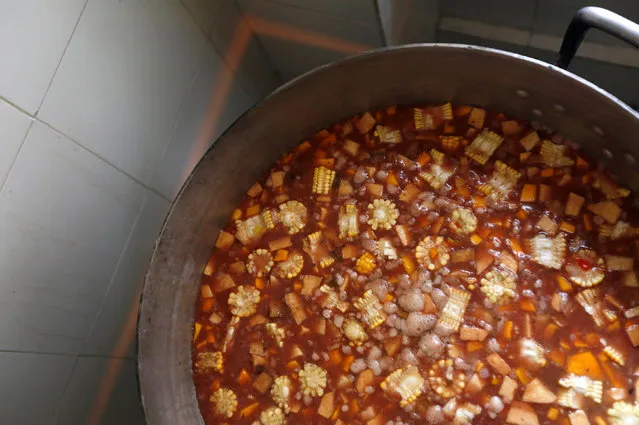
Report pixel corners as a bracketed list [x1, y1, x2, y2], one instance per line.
[555, 6, 639, 69]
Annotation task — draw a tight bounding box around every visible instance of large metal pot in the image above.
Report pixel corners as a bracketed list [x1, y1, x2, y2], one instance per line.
[138, 7, 639, 425]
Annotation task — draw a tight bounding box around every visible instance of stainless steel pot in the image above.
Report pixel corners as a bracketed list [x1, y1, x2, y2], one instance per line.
[138, 7, 639, 425]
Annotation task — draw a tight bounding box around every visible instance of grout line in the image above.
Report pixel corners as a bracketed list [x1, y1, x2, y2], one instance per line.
[35, 0, 90, 116]
[438, 15, 639, 68]
[49, 355, 79, 425]
[77, 192, 148, 358]
[0, 120, 34, 195]
[34, 117, 173, 203]
[0, 349, 136, 360]
[0, 95, 35, 118]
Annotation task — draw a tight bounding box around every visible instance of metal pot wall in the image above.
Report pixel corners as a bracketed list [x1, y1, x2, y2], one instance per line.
[138, 7, 639, 425]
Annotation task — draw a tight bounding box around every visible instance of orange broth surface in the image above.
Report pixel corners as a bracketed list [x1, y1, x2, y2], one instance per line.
[192, 103, 639, 425]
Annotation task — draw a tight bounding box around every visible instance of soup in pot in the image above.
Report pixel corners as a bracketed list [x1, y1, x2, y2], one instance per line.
[192, 103, 639, 425]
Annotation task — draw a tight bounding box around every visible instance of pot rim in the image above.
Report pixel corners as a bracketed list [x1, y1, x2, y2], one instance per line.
[137, 43, 639, 425]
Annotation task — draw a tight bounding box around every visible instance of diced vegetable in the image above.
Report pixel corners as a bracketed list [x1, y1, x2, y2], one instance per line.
[522, 378, 557, 404]
[506, 401, 539, 425]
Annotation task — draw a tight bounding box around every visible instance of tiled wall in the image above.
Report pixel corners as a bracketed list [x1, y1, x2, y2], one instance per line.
[0, 1, 280, 425]
[434, 0, 639, 107]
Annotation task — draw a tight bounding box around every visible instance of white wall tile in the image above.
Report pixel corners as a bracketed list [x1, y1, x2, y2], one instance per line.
[53, 356, 145, 425]
[0, 100, 33, 187]
[239, 0, 384, 47]
[151, 48, 254, 200]
[533, 0, 639, 47]
[83, 190, 170, 357]
[270, 0, 379, 24]
[0, 352, 75, 425]
[0, 121, 145, 353]
[236, 38, 282, 100]
[0, 0, 86, 114]
[38, 0, 206, 185]
[440, 0, 536, 30]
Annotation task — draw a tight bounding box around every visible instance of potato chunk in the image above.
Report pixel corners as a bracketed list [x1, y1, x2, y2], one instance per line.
[506, 401, 539, 425]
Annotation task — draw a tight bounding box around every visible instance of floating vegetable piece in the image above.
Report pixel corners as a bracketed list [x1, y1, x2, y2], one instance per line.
[415, 236, 450, 270]
[414, 107, 436, 130]
[222, 316, 240, 352]
[606, 255, 634, 271]
[260, 407, 286, 425]
[210, 388, 238, 418]
[557, 388, 586, 410]
[478, 160, 521, 201]
[480, 268, 517, 304]
[565, 192, 585, 216]
[299, 363, 328, 397]
[246, 248, 274, 277]
[526, 233, 566, 270]
[603, 345, 626, 366]
[354, 289, 387, 329]
[522, 378, 557, 404]
[465, 129, 504, 165]
[506, 401, 540, 425]
[427, 358, 467, 399]
[381, 365, 425, 407]
[342, 318, 368, 345]
[318, 284, 348, 312]
[454, 403, 482, 425]
[436, 287, 470, 333]
[450, 208, 478, 234]
[356, 112, 376, 134]
[236, 214, 268, 245]
[593, 173, 631, 200]
[266, 323, 286, 348]
[559, 373, 603, 403]
[587, 201, 622, 224]
[468, 107, 486, 129]
[440, 135, 463, 151]
[278, 201, 308, 234]
[377, 237, 398, 260]
[540, 140, 575, 167]
[565, 249, 605, 288]
[262, 209, 276, 229]
[576, 289, 608, 327]
[355, 251, 377, 274]
[419, 149, 456, 189]
[338, 204, 359, 238]
[271, 376, 292, 411]
[567, 351, 604, 380]
[275, 251, 304, 279]
[195, 351, 224, 374]
[604, 221, 639, 240]
[519, 338, 547, 368]
[228, 285, 260, 317]
[367, 199, 399, 230]
[375, 124, 403, 144]
[608, 401, 639, 425]
[285, 292, 308, 324]
[313, 166, 336, 195]
[520, 131, 540, 152]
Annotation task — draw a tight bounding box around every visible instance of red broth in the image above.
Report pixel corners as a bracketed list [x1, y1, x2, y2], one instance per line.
[192, 104, 639, 425]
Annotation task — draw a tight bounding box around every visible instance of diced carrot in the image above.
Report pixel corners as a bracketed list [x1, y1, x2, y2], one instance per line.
[541, 168, 555, 177]
[576, 156, 589, 169]
[473, 195, 486, 208]
[467, 341, 484, 352]
[274, 249, 289, 262]
[539, 184, 552, 201]
[516, 367, 533, 384]
[547, 407, 559, 420]
[456, 105, 472, 116]
[240, 402, 260, 418]
[544, 323, 558, 340]
[280, 153, 293, 165]
[567, 351, 603, 380]
[502, 320, 514, 340]
[343, 355, 355, 372]
[601, 358, 625, 388]
[201, 298, 214, 313]
[509, 238, 523, 254]
[193, 322, 202, 341]
[556, 275, 573, 292]
[254, 277, 264, 290]
[238, 369, 251, 385]
[386, 173, 398, 186]
[559, 221, 576, 233]
[520, 299, 537, 313]
[470, 234, 483, 245]
[231, 208, 242, 221]
[573, 338, 589, 348]
[296, 140, 312, 153]
[516, 209, 528, 221]
[401, 254, 416, 274]
[215, 230, 235, 251]
[416, 151, 431, 166]
[520, 184, 537, 202]
[287, 360, 300, 370]
[444, 123, 455, 134]
[315, 157, 335, 167]
[293, 281, 303, 292]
